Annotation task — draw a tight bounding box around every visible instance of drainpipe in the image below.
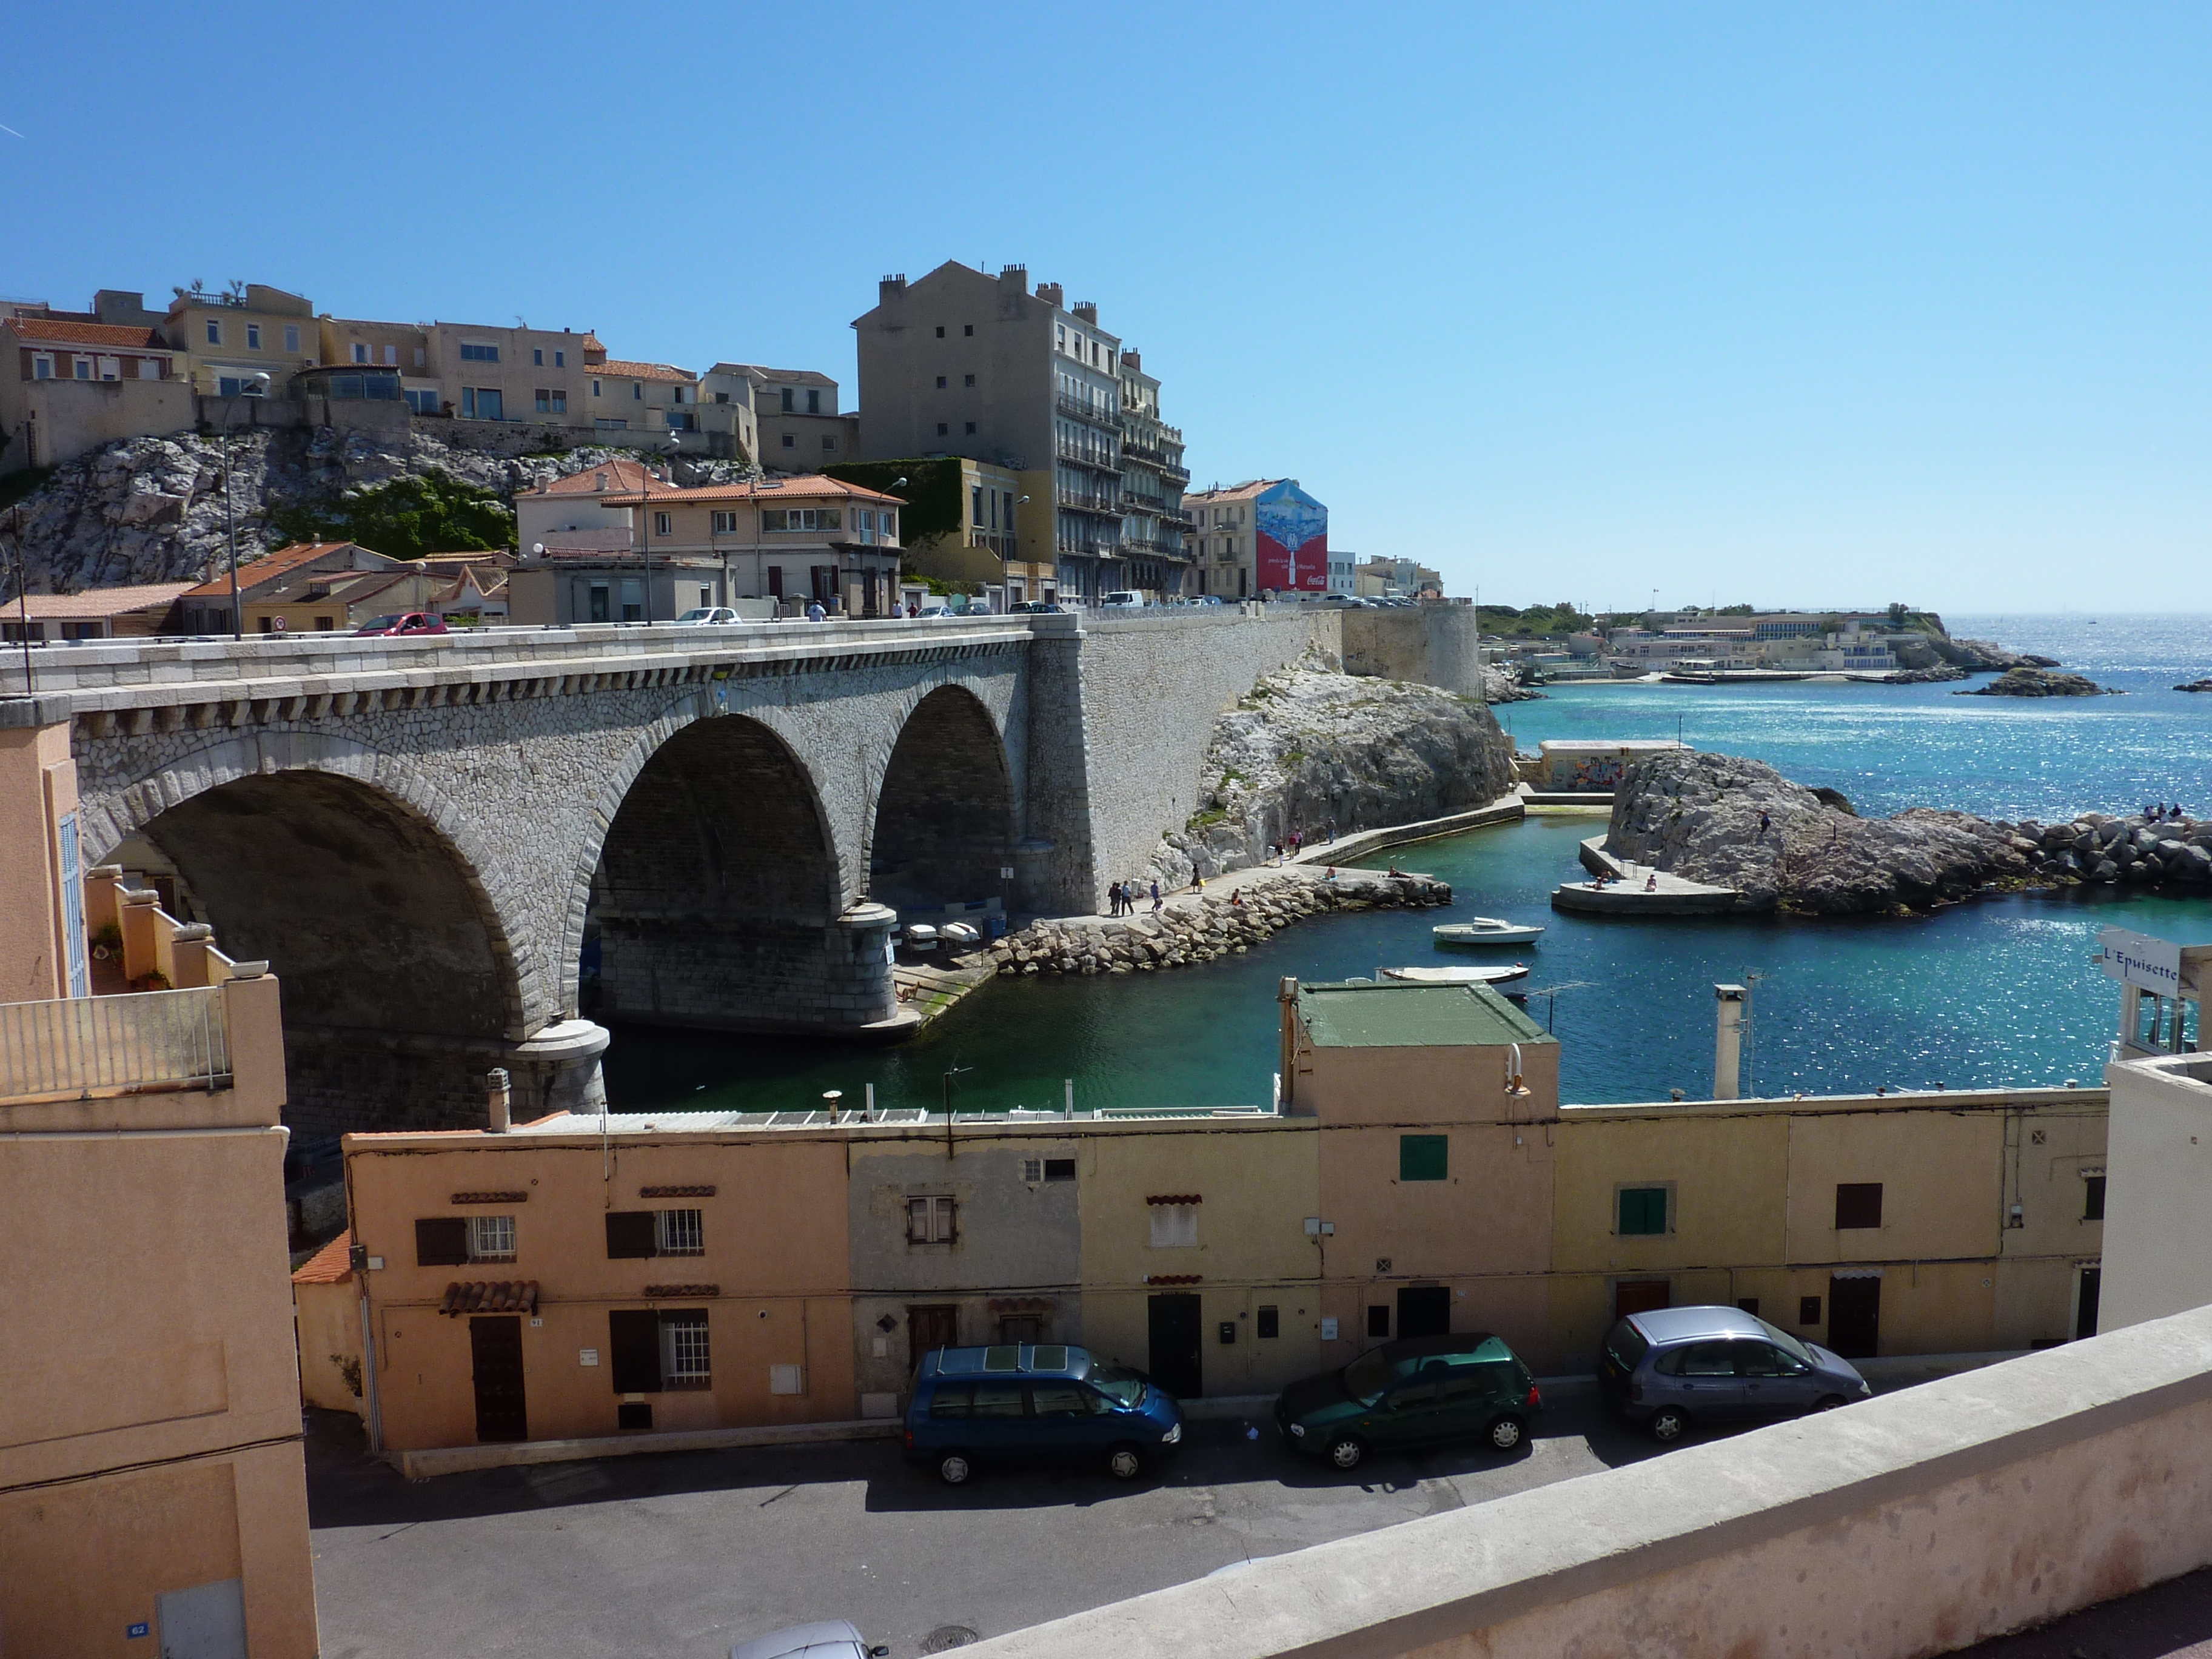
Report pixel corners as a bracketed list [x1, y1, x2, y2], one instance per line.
[1713, 984, 1747, 1101]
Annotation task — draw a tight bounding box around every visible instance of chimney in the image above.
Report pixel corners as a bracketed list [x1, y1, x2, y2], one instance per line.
[999, 264, 1028, 293]
[1073, 302, 1098, 325]
[879, 272, 907, 303]
[1036, 281, 1065, 309]
[1712, 985, 1747, 1100]
[486, 1067, 512, 1133]
[1122, 349, 1141, 370]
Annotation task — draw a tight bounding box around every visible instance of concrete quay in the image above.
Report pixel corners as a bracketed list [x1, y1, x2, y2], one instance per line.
[1551, 834, 1744, 916]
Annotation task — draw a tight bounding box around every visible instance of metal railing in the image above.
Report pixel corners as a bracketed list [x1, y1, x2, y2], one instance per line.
[1054, 393, 1119, 427]
[0, 986, 230, 1101]
[1056, 488, 1121, 513]
[1054, 440, 1121, 473]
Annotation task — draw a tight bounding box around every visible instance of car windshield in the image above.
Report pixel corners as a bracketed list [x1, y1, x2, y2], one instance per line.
[1342, 1349, 1398, 1406]
[675, 608, 713, 622]
[1087, 1364, 1145, 1407]
[1603, 1319, 1651, 1372]
[1755, 1316, 1817, 1366]
[359, 615, 401, 632]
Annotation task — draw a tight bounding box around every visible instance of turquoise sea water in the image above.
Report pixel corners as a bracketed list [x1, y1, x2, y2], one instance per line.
[605, 615, 2212, 1113]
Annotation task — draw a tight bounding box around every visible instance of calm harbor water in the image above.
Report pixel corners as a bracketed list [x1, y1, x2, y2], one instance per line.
[604, 614, 2212, 1114]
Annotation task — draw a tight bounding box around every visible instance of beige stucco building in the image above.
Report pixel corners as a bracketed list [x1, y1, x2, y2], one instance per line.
[1, 309, 190, 471]
[0, 712, 317, 1658]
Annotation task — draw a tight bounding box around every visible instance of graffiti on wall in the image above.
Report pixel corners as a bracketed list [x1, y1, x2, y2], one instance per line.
[1550, 755, 1627, 791]
[1255, 480, 1329, 593]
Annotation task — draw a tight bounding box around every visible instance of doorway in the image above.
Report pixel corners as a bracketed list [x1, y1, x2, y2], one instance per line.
[1614, 1279, 1671, 1321]
[1396, 1286, 1451, 1339]
[2076, 1267, 2102, 1341]
[470, 1315, 528, 1442]
[1828, 1276, 1881, 1359]
[908, 1304, 959, 1369]
[1147, 1292, 1203, 1398]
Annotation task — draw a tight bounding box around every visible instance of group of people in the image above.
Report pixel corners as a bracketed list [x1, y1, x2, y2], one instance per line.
[2146, 803, 2191, 822]
[1265, 821, 1340, 865]
[1106, 879, 1162, 916]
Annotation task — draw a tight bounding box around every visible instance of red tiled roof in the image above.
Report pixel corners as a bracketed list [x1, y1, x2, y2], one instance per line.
[525, 458, 665, 497]
[9, 582, 195, 619]
[179, 542, 381, 601]
[292, 1229, 354, 1285]
[596, 358, 697, 383]
[601, 474, 904, 507]
[1184, 479, 1281, 503]
[438, 1280, 540, 1316]
[2, 316, 168, 350]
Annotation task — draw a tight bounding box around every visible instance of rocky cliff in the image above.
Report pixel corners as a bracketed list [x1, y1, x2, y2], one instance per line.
[1958, 668, 2119, 697]
[6, 424, 752, 592]
[1140, 661, 1517, 889]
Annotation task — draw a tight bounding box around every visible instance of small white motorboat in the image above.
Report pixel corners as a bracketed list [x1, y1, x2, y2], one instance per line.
[939, 921, 981, 949]
[902, 923, 939, 951]
[1433, 917, 1546, 947]
[1382, 963, 1530, 987]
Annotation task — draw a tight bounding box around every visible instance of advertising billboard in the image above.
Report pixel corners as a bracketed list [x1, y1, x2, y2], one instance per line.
[1254, 480, 1328, 593]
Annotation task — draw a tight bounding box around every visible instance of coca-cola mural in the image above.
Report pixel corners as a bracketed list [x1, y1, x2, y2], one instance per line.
[1254, 480, 1328, 593]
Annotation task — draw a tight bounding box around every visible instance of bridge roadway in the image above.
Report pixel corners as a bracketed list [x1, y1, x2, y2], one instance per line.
[2, 608, 1483, 1133]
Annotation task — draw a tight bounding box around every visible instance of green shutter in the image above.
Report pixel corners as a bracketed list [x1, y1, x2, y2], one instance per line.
[1399, 1134, 1449, 1182]
[1618, 1187, 1668, 1235]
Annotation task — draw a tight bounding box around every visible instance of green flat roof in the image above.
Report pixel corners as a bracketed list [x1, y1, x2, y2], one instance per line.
[1298, 980, 1555, 1048]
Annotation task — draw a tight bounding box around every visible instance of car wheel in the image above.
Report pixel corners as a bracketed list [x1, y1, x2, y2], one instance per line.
[1812, 1394, 1849, 1413]
[1487, 1415, 1526, 1451]
[1326, 1435, 1365, 1471]
[1107, 1445, 1145, 1481]
[1647, 1407, 1690, 1444]
[937, 1452, 972, 1486]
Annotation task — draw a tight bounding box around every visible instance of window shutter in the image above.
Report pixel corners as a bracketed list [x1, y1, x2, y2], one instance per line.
[415, 1217, 469, 1266]
[1399, 1135, 1449, 1182]
[608, 1310, 663, 1394]
[606, 1211, 657, 1259]
[1834, 1183, 1885, 1230]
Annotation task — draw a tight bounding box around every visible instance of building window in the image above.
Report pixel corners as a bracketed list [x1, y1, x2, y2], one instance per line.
[73, 357, 92, 380]
[780, 387, 795, 412]
[469, 1214, 517, 1262]
[632, 382, 642, 400]
[654, 1208, 705, 1256]
[936, 376, 948, 389]
[315, 617, 333, 630]
[654, 512, 672, 537]
[351, 343, 369, 364]
[1367, 1305, 1391, 1338]
[592, 378, 602, 397]
[908, 1195, 956, 1244]
[284, 324, 301, 352]
[964, 374, 976, 387]
[206, 320, 221, 344]
[1799, 1295, 1823, 1326]
[822, 434, 836, 450]
[1834, 1183, 1884, 1230]
[246, 324, 261, 349]
[936, 423, 949, 436]
[405, 388, 438, 414]
[1149, 1202, 1199, 1248]
[414, 347, 425, 367]
[936, 326, 945, 337]
[459, 343, 500, 362]
[1617, 1186, 1669, 1236]
[1256, 1305, 1279, 1339]
[711, 510, 739, 533]
[806, 389, 820, 414]
[973, 487, 986, 526]
[782, 434, 796, 448]
[964, 421, 976, 434]
[461, 387, 503, 420]
[383, 344, 397, 364]
[555, 349, 565, 367]
[1399, 1134, 1448, 1182]
[662, 1312, 711, 1387]
[2084, 1174, 2106, 1221]
[964, 324, 974, 336]
[1019, 1157, 1076, 1182]
[533, 348, 543, 366]
[535, 389, 566, 414]
[760, 508, 842, 532]
[31, 355, 52, 380]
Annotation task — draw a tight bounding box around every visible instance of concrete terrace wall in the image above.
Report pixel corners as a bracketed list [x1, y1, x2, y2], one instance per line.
[965, 1302, 2212, 1659]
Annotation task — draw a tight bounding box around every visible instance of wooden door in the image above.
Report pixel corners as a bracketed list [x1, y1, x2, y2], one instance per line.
[2076, 1267, 2102, 1340]
[469, 1315, 528, 1443]
[1828, 1276, 1881, 1359]
[1147, 1293, 1203, 1399]
[908, 1304, 960, 1369]
[1614, 1279, 1671, 1321]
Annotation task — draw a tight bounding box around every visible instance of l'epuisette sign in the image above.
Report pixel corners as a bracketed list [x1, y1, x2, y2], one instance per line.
[2100, 927, 2184, 994]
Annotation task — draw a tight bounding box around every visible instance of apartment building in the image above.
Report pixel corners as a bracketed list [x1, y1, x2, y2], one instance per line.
[855, 261, 1150, 603]
[1354, 555, 1442, 600]
[0, 712, 318, 1656]
[162, 283, 319, 397]
[1, 304, 190, 471]
[823, 455, 1028, 602]
[1184, 478, 1330, 600]
[703, 364, 859, 469]
[1115, 349, 1193, 598]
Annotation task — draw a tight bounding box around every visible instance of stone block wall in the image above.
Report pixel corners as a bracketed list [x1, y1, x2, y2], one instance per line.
[1338, 604, 1484, 695]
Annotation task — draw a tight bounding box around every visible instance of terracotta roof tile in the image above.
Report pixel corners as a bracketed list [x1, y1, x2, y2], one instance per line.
[9, 582, 196, 619]
[526, 458, 664, 497]
[179, 542, 381, 601]
[292, 1229, 354, 1285]
[2, 316, 169, 350]
[601, 474, 904, 506]
[596, 358, 697, 383]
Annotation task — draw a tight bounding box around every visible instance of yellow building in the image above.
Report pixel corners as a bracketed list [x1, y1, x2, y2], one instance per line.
[164, 282, 320, 397]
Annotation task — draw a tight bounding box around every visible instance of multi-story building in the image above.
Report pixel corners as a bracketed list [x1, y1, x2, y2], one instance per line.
[162, 282, 320, 398]
[0, 709, 319, 1655]
[823, 455, 1027, 602]
[1183, 478, 1330, 600]
[855, 261, 1156, 603]
[1114, 349, 1193, 599]
[702, 364, 859, 470]
[1353, 555, 1443, 600]
[0, 307, 189, 472]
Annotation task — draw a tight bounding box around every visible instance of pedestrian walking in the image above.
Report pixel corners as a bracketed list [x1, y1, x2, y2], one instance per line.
[1106, 880, 1122, 916]
[1151, 880, 1162, 912]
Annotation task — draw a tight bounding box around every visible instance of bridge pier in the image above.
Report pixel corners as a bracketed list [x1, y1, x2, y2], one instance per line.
[592, 902, 898, 1034]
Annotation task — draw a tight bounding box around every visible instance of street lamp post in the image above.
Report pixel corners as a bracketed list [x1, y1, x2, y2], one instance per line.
[218, 372, 272, 640]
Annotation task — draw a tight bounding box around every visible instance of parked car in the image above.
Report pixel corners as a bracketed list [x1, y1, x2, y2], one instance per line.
[1098, 591, 1144, 611]
[1273, 1332, 1542, 1471]
[674, 606, 741, 625]
[913, 605, 967, 622]
[904, 1342, 1182, 1485]
[1007, 600, 1067, 614]
[1598, 1304, 1871, 1443]
[729, 1621, 888, 1659]
[352, 612, 448, 637]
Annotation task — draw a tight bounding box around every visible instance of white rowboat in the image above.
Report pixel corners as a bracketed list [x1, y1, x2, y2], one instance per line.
[1381, 964, 1530, 987]
[1433, 918, 1546, 946]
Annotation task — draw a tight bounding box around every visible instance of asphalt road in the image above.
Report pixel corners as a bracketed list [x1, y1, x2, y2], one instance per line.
[309, 1387, 1683, 1658]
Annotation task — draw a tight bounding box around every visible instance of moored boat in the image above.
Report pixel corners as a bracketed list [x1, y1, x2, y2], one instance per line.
[1433, 917, 1545, 946]
[1381, 963, 1530, 986]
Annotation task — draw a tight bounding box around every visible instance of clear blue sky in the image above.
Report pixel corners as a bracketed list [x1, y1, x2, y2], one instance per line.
[8, 4, 2206, 611]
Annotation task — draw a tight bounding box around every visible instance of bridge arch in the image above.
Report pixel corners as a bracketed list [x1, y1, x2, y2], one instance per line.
[866, 683, 1019, 917]
[84, 734, 537, 1131]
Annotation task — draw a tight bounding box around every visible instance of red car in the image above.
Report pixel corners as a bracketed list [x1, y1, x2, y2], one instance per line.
[354, 612, 450, 637]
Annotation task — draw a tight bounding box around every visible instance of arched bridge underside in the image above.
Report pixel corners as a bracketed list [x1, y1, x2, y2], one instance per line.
[65, 634, 1044, 1133]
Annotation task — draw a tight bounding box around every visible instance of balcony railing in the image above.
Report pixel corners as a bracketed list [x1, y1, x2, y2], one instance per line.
[0, 986, 230, 1101]
[1054, 393, 1119, 427]
[1056, 488, 1121, 514]
[1056, 535, 1122, 557]
[1054, 441, 1122, 474]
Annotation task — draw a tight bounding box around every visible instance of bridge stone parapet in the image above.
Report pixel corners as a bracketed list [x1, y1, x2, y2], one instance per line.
[2, 607, 1461, 1133]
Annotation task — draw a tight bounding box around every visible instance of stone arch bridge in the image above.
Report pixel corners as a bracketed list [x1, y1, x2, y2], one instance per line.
[4, 608, 1477, 1131]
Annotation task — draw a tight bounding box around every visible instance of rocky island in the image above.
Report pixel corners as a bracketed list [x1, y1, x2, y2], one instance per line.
[1957, 667, 2120, 697]
[1603, 749, 2210, 914]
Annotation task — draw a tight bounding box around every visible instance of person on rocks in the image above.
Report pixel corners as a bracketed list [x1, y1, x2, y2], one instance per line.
[1645, 871, 1659, 891]
[1758, 810, 1772, 836]
[1229, 888, 1244, 907]
[1150, 880, 1163, 913]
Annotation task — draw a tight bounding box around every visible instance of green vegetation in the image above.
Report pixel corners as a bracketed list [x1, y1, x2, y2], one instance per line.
[822, 457, 961, 546]
[1475, 601, 1593, 637]
[270, 471, 514, 560]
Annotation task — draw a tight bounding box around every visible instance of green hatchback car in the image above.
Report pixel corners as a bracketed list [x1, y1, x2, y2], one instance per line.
[1274, 1333, 1543, 1470]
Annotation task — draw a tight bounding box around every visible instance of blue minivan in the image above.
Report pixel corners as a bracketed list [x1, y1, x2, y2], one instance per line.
[1600, 1305, 1871, 1443]
[903, 1343, 1183, 1485]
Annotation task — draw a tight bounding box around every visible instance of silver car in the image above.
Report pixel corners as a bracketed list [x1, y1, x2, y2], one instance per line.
[730, 1621, 888, 1659]
[1598, 1304, 1870, 1443]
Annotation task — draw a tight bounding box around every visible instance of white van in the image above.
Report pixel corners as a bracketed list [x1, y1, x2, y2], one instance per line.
[1098, 591, 1144, 611]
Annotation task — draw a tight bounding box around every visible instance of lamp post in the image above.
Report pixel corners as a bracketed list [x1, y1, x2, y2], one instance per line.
[1010, 493, 1031, 609]
[218, 372, 272, 640]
